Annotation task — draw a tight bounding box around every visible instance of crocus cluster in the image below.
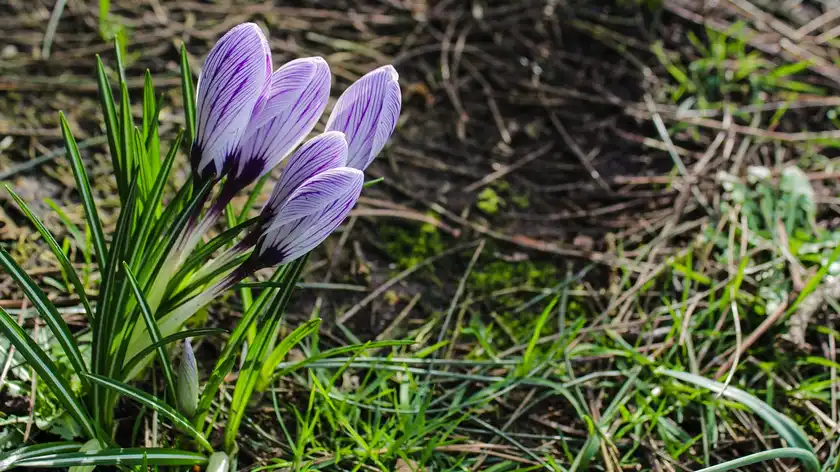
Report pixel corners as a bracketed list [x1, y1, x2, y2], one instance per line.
[128, 23, 400, 365]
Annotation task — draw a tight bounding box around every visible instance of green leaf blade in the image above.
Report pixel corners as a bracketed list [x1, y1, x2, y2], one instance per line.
[122, 262, 177, 401]
[180, 43, 196, 146]
[14, 448, 208, 469]
[6, 187, 94, 320]
[59, 112, 107, 274]
[0, 307, 97, 439]
[84, 374, 213, 453]
[0, 248, 89, 386]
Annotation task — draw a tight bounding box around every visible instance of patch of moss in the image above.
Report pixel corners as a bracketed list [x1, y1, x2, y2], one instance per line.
[470, 259, 557, 294]
[477, 188, 503, 214]
[381, 221, 445, 270]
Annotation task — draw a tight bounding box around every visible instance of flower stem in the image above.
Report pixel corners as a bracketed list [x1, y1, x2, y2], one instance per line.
[124, 268, 246, 381]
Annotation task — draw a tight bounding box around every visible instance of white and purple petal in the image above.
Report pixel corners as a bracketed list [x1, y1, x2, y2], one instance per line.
[191, 23, 271, 181]
[226, 57, 331, 191]
[250, 168, 363, 268]
[262, 131, 348, 217]
[266, 168, 363, 230]
[325, 65, 401, 171]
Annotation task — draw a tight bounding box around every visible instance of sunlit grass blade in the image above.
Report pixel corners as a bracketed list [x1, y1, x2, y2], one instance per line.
[122, 328, 226, 380]
[93, 176, 138, 427]
[256, 318, 321, 391]
[271, 340, 414, 378]
[134, 127, 153, 200]
[0, 443, 83, 472]
[223, 257, 307, 451]
[123, 262, 176, 401]
[95, 56, 123, 196]
[117, 180, 213, 368]
[131, 130, 182, 268]
[658, 369, 813, 452]
[119, 81, 134, 193]
[113, 35, 127, 83]
[13, 448, 208, 469]
[518, 296, 558, 375]
[0, 248, 89, 387]
[167, 216, 258, 295]
[695, 448, 819, 472]
[6, 188, 93, 319]
[142, 70, 161, 179]
[0, 306, 97, 439]
[180, 43, 196, 145]
[84, 374, 213, 453]
[59, 112, 107, 273]
[193, 265, 288, 427]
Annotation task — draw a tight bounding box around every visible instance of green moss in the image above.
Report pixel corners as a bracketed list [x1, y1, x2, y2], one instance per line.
[477, 188, 503, 214]
[381, 222, 445, 270]
[470, 259, 557, 294]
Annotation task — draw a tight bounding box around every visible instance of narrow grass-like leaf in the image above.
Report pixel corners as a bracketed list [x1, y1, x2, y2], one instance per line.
[123, 262, 176, 401]
[95, 56, 123, 196]
[256, 318, 321, 391]
[14, 448, 208, 469]
[0, 307, 97, 439]
[519, 295, 558, 375]
[180, 43, 196, 145]
[93, 176, 138, 427]
[59, 112, 107, 272]
[223, 257, 307, 451]
[169, 216, 258, 291]
[113, 36, 127, 84]
[271, 340, 415, 379]
[193, 265, 288, 427]
[119, 81, 134, 193]
[142, 70, 161, 178]
[122, 328, 226, 378]
[84, 374, 213, 453]
[134, 126, 153, 200]
[0, 249, 89, 386]
[116, 181, 213, 371]
[659, 369, 813, 452]
[695, 448, 819, 472]
[0, 443, 82, 472]
[6, 188, 93, 319]
[131, 130, 182, 267]
[44, 198, 90, 267]
[67, 439, 102, 472]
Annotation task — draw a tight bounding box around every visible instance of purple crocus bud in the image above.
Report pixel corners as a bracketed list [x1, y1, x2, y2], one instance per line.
[191, 23, 272, 182]
[225, 57, 332, 193]
[325, 65, 401, 170]
[246, 167, 363, 271]
[262, 130, 348, 220]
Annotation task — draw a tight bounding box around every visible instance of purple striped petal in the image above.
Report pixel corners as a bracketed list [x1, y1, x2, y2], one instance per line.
[191, 23, 271, 181]
[226, 57, 331, 191]
[325, 65, 401, 170]
[262, 131, 348, 218]
[266, 168, 363, 230]
[251, 171, 363, 268]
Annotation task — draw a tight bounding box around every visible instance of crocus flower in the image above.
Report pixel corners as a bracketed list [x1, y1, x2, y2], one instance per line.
[244, 165, 363, 272]
[223, 56, 331, 195]
[187, 131, 349, 281]
[143, 132, 362, 350]
[325, 65, 402, 170]
[190, 23, 271, 183]
[169, 24, 332, 286]
[191, 22, 331, 194]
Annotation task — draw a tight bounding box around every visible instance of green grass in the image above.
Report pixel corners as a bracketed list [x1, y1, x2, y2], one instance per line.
[3, 4, 840, 472]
